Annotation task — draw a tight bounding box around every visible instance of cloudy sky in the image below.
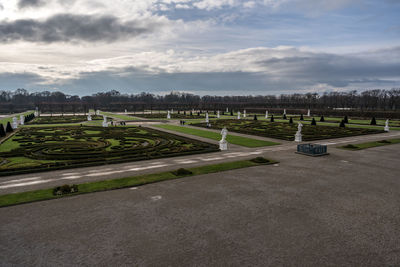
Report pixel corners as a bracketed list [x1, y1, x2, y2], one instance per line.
[0, 0, 399, 96]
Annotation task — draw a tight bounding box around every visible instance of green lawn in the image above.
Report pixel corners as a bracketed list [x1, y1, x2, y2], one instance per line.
[339, 138, 400, 150]
[154, 124, 280, 147]
[100, 112, 137, 121]
[0, 158, 277, 207]
[0, 111, 34, 126]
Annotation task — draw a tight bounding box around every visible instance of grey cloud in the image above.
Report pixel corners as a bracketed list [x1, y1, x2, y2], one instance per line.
[18, 0, 45, 9]
[0, 72, 45, 89]
[0, 14, 159, 43]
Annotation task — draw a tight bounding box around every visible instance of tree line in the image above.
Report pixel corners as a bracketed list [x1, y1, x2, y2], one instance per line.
[0, 88, 399, 114]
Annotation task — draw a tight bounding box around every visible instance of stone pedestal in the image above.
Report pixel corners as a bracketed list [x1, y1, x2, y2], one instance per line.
[295, 132, 302, 142]
[384, 126, 390, 132]
[219, 140, 228, 150]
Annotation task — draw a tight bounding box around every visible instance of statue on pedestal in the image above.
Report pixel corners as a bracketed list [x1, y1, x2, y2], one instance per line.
[237, 111, 241, 119]
[283, 109, 286, 115]
[102, 115, 108, 127]
[219, 127, 228, 150]
[384, 119, 390, 132]
[87, 114, 92, 121]
[12, 117, 18, 129]
[243, 110, 246, 117]
[307, 109, 310, 117]
[265, 110, 268, 119]
[295, 122, 303, 142]
[167, 110, 171, 119]
[217, 110, 220, 118]
[205, 112, 209, 123]
[20, 115, 24, 125]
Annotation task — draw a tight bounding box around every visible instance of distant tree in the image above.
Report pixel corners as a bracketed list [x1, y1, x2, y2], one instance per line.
[289, 117, 293, 124]
[311, 118, 317, 125]
[0, 124, 5, 137]
[300, 114, 304, 121]
[270, 115, 274, 122]
[6, 122, 13, 133]
[370, 117, 376, 125]
[320, 115, 325, 122]
[253, 114, 258, 120]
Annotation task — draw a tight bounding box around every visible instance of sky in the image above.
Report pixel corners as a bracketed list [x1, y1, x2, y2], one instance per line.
[0, 0, 399, 96]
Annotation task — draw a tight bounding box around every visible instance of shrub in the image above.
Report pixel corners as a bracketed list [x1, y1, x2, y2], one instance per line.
[184, 111, 186, 115]
[6, 122, 13, 133]
[253, 114, 258, 120]
[378, 139, 391, 144]
[320, 115, 325, 122]
[283, 114, 287, 119]
[53, 184, 78, 195]
[370, 117, 376, 125]
[172, 168, 193, 176]
[0, 124, 5, 137]
[300, 114, 304, 121]
[250, 157, 270, 164]
[343, 115, 349, 123]
[190, 111, 193, 115]
[343, 144, 357, 149]
[289, 117, 293, 124]
[339, 120, 346, 127]
[214, 110, 217, 115]
[311, 118, 317, 125]
[230, 110, 233, 116]
[270, 115, 274, 122]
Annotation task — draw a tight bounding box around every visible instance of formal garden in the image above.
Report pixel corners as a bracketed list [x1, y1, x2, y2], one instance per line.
[0, 126, 218, 175]
[191, 119, 384, 141]
[132, 113, 216, 119]
[28, 115, 103, 124]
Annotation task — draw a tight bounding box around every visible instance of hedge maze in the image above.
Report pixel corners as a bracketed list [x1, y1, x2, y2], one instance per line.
[0, 126, 218, 175]
[28, 115, 103, 124]
[132, 113, 216, 119]
[192, 119, 384, 141]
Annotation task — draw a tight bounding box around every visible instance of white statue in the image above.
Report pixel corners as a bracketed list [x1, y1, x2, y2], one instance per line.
[243, 110, 246, 118]
[96, 110, 100, 116]
[20, 115, 24, 125]
[219, 127, 228, 150]
[205, 112, 209, 123]
[125, 109, 127, 114]
[295, 122, 303, 142]
[87, 114, 92, 121]
[384, 119, 390, 132]
[217, 110, 220, 119]
[167, 110, 171, 119]
[265, 110, 268, 119]
[102, 115, 108, 127]
[12, 117, 18, 129]
[307, 109, 310, 116]
[237, 111, 241, 119]
[226, 107, 229, 112]
[283, 109, 286, 115]
[171, 109, 174, 114]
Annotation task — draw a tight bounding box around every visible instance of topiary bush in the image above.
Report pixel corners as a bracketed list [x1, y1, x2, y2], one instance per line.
[6, 122, 13, 133]
[300, 114, 304, 121]
[253, 114, 258, 120]
[270, 115, 274, 122]
[311, 118, 317, 125]
[343, 115, 349, 123]
[320, 116, 325, 122]
[0, 124, 5, 137]
[370, 117, 376, 125]
[250, 157, 270, 164]
[172, 168, 193, 176]
[339, 120, 346, 127]
[289, 117, 293, 124]
[283, 114, 287, 119]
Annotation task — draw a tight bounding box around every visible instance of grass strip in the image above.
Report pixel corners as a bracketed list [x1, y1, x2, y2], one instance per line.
[339, 138, 400, 150]
[154, 124, 279, 147]
[0, 158, 277, 208]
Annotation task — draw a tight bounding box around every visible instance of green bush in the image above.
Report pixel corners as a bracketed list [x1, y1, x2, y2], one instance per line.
[53, 184, 78, 195]
[370, 117, 377, 125]
[343, 144, 358, 149]
[250, 157, 270, 164]
[378, 139, 391, 144]
[172, 168, 193, 176]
